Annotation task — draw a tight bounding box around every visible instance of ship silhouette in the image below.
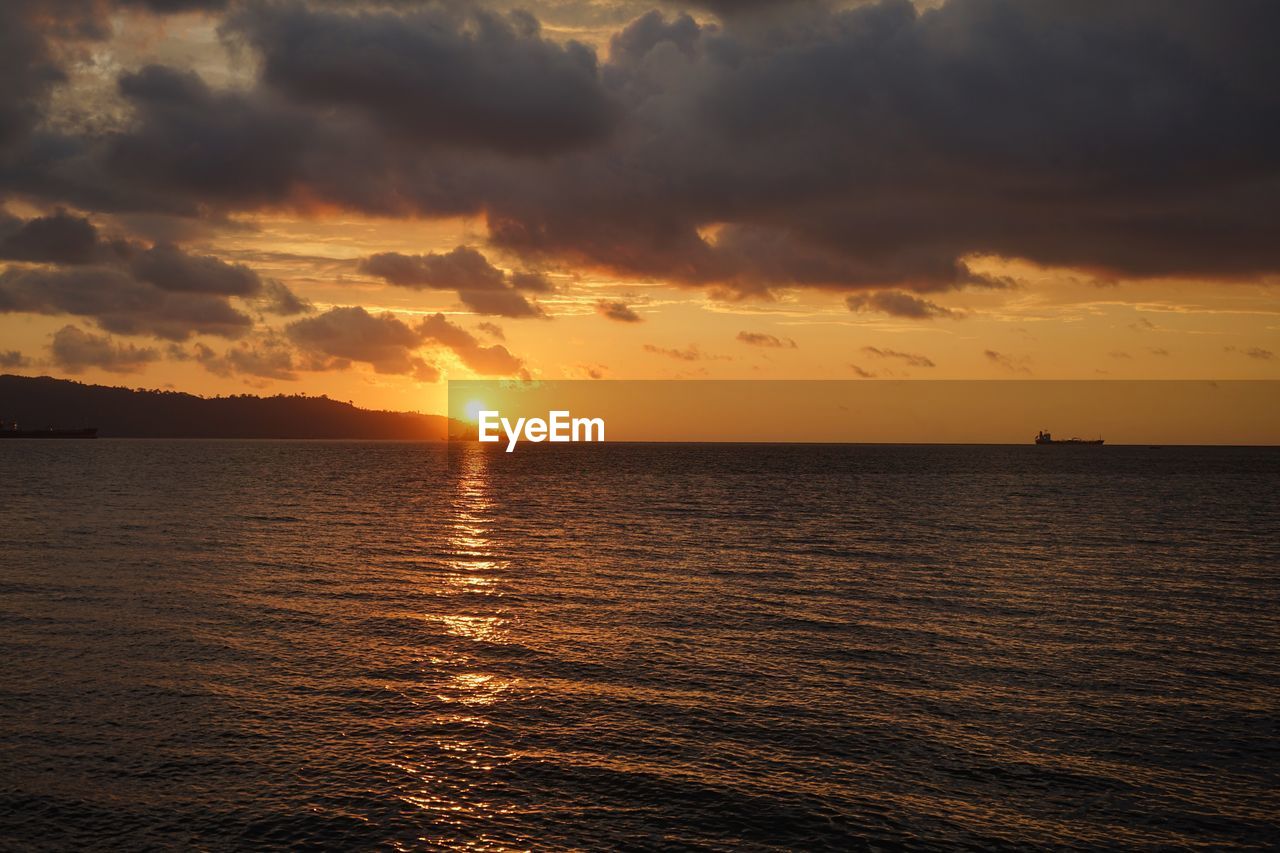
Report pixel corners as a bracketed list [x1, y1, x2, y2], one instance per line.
[1035, 430, 1103, 445]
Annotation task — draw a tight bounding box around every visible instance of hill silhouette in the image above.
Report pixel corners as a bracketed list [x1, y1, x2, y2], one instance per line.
[0, 375, 451, 439]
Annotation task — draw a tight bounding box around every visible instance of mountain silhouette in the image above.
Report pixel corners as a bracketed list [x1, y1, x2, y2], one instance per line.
[1, 375, 451, 439]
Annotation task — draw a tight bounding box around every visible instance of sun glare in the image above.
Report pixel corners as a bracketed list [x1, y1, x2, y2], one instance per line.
[464, 400, 487, 422]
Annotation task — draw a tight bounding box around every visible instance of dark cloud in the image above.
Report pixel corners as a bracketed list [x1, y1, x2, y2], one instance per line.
[862, 346, 934, 368]
[643, 343, 704, 361]
[0, 264, 253, 340]
[131, 242, 261, 295]
[49, 324, 159, 373]
[984, 349, 1031, 373]
[286, 305, 430, 375]
[737, 331, 796, 348]
[192, 334, 298, 381]
[258, 279, 312, 316]
[0, 349, 30, 368]
[358, 246, 545, 317]
[1225, 346, 1274, 360]
[6, 0, 1280, 303]
[509, 271, 555, 293]
[227, 1, 615, 156]
[846, 291, 957, 319]
[0, 208, 274, 339]
[104, 64, 316, 211]
[849, 363, 875, 378]
[456, 288, 542, 318]
[359, 246, 506, 290]
[476, 321, 505, 341]
[0, 210, 105, 264]
[284, 305, 525, 379]
[596, 300, 642, 322]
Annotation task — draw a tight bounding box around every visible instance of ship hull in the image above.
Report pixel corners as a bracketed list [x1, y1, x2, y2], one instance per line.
[1035, 438, 1103, 445]
[0, 428, 98, 438]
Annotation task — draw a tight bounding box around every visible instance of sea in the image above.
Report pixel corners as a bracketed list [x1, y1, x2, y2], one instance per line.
[1, 441, 1277, 850]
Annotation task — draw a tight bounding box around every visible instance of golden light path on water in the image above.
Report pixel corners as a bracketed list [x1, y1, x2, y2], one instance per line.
[393, 444, 522, 851]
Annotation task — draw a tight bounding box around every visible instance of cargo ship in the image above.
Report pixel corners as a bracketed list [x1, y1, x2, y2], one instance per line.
[1, 420, 97, 438]
[1035, 430, 1103, 445]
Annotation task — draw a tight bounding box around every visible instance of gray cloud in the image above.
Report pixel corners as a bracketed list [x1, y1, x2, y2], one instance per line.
[0, 210, 110, 265]
[191, 334, 299, 381]
[286, 305, 430, 375]
[227, 2, 615, 156]
[284, 305, 525, 379]
[358, 246, 545, 317]
[257, 279, 313, 316]
[984, 349, 1031, 373]
[49, 324, 159, 373]
[5, 0, 1280, 304]
[737, 331, 797, 348]
[131, 242, 261, 295]
[596, 300, 642, 322]
[862, 346, 935, 368]
[0, 349, 30, 368]
[1225, 346, 1274, 360]
[0, 264, 254, 340]
[846, 291, 957, 319]
[643, 343, 704, 361]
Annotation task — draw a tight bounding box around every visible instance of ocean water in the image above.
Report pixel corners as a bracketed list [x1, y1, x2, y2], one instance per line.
[1, 441, 1277, 850]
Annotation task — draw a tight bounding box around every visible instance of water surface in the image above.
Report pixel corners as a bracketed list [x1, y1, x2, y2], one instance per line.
[1, 442, 1277, 849]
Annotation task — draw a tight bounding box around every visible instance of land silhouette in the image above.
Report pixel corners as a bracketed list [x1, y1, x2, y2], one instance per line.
[0, 375, 450, 439]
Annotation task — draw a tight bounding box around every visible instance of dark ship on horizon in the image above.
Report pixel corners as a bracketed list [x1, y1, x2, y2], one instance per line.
[1, 419, 97, 439]
[1035, 430, 1103, 446]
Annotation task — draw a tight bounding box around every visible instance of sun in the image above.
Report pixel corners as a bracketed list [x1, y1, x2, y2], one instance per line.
[463, 399, 487, 422]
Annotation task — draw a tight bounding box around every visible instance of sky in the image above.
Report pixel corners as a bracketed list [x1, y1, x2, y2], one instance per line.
[0, 0, 1277, 416]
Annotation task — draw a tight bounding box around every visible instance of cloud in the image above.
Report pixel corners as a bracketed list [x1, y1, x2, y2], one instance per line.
[849, 364, 875, 378]
[359, 246, 505, 290]
[0, 210, 108, 265]
[737, 331, 797, 348]
[0, 265, 253, 341]
[456, 288, 543, 318]
[846, 291, 957, 319]
[509, 271, 555, 293]
[358, 246, 545, 317]
[476, 321, 505, 341]
[190, 334, 299, 381]
[257, 280, 312, 316]
[984, 349, 1031, 373]
[862, 346, 935, 368]
[1148, 347, 1170, 356]
[286, 305, 430, 375]
[227, 2, 615, 156]
[643, 343, 704, 361]
[1225, 346, 1274, 360]
[283, 305, 525, 379]
[131, 242, 261, 295]
[596, 300, 642, 322]
[0, 349, 30, 368]
[6, 0, 1280, 306]
[49, 325, 159, 374]
[418, 313, 525, 375]
[0, 210, 268, 340]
